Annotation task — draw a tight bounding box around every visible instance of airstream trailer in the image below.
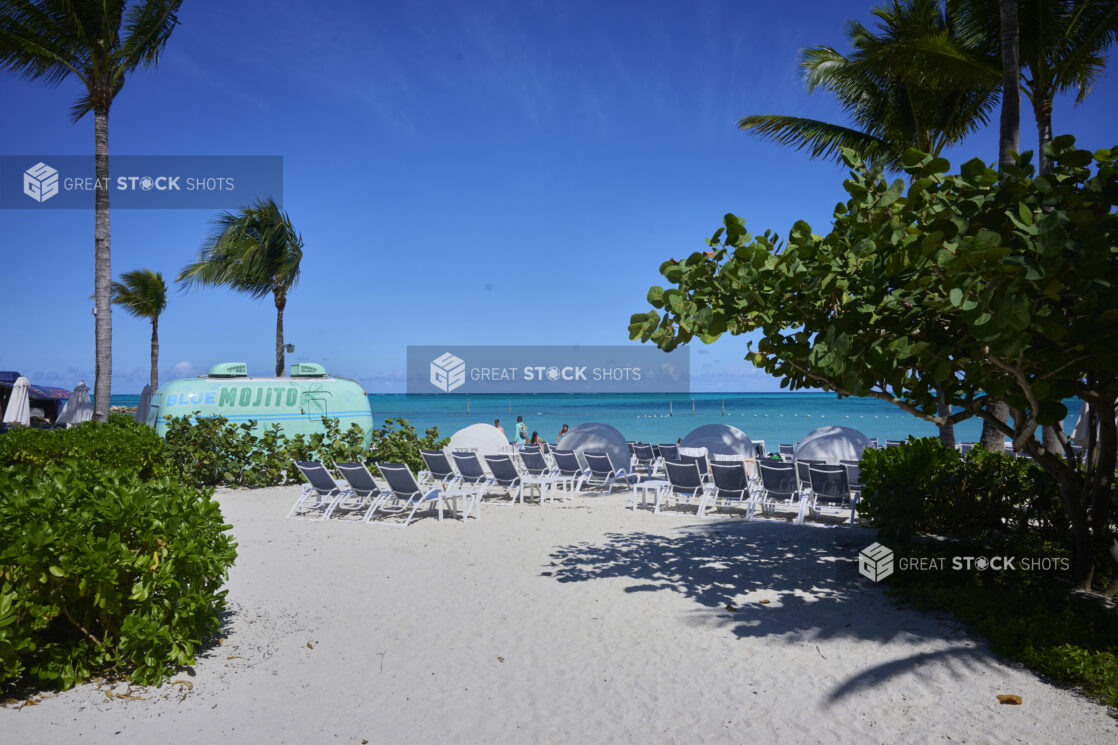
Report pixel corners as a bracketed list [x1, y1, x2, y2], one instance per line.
[147, 362, 373, 446]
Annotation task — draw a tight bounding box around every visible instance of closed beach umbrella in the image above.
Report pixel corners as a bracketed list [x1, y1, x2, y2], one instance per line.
[56, 381, 93, 426]
[135, 384, 153, 425]
[446, 423, 510, 458]
[794, 425, 871, 465]
[558, 422, 629, 472]
[2, 376, 30, 426]
[681, 423, 754, 458]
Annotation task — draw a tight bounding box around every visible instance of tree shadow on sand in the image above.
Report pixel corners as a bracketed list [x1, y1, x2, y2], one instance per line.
[544, 519, 999, 700]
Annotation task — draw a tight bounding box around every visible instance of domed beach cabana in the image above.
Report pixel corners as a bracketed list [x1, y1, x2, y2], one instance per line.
[794, 425, 871, 465]
[558, 422, 630, 472]
[680, 423, 754, 459]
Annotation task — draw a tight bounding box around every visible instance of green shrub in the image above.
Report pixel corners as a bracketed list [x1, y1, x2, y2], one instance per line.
[163, 414, 371, 487]
[858, 438, 1063, 544]
[0, 463, 237, 690]
[0, 414, 168, 480]
[366, 417, 449, 476]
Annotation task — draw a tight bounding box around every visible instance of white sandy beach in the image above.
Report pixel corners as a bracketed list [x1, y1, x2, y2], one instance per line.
[3, 485, 1115, 744]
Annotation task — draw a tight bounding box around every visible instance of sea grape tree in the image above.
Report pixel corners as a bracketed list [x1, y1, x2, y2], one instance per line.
[629, 136, 1118, 593]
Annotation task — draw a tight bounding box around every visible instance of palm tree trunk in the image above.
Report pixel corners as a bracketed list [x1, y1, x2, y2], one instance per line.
[93, 106, 112, 422]
[997, 0, 1020, 171]
[1035, 97, 1053, 175]
[274, 288, 286, 377]
[150, 316, 159, 390]
[982, 0, 1021, 452]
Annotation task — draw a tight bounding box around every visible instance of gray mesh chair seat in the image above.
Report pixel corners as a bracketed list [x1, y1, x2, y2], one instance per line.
[367, 462, 456, 526]
[333, 462, 387, 521]
[551, 449, 587, 495]
[420, 449, 461, 488]
[520, 449, 564, 503]
[657, 443, 679, 462]
[710, 461, 756, 519]
[802, 465, 851, 525]
[663, 460, 709, 515]
[631, 443, 658, 479]
[757, 461, 798, 515]
[288, 461, 352, 520]
[583, 451, 628, 493]
[483, 454, 525, 505]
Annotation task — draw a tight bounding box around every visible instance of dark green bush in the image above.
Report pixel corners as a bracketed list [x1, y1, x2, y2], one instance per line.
[858, 438, 1063, 544]
[0, 414, 168, 480]
[0, 463, 237, 690]
[366, 417, 449, 476]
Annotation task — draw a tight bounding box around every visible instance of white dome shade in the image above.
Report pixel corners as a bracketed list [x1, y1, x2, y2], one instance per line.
[557, 422, 630, 472]
[680, 423, 754, 458]
[795, 425, 871, 465]
[446, 423, 509, 457]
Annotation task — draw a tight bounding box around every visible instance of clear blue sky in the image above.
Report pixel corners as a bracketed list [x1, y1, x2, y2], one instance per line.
[1, 0, 1115, 394]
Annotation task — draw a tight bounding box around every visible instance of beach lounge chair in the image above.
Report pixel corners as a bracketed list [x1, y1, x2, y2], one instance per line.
[778, 443, 796, 461]
[583, 451, 628, 493]
[551, 449, 587, 494]
[419, 449, 461, 488]
[678, 450, 711, 483]
[794, 458, 824, 495]
[885, 439, 903, 448]
[451, 450, 493, 489]
[519, 448, 564, 503]
[657, 443, 679, 462]
[663, 459, 708, 515]
[366, 462, 457, 526]
[332, 461, 386, 521]
[288, 461, 351, 520]
[709, 461, 755, 519]
[757, 461, 798, 515]
[631, 443, 657, 479]
[840, 460, 863, 522]
[483, 454, 525, 505]
[805, 464, 852, 525]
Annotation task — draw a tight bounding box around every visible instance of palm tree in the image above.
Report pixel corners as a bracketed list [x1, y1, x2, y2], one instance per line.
[178, 198, 304, 377]
[0, 0, 182, 421]
[953, 0, 1118, 174]
[738, 0, 1000, 172]
[111, 269, 167, 389]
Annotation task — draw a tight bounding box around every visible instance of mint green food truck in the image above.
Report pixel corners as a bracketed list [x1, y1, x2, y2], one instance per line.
[147, 362, 374, 446]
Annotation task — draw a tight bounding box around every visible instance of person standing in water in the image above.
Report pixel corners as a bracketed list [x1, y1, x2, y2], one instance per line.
[494, 418, 505, 437]
[556, 423, 569, 445]
[514, 415, 528, 447]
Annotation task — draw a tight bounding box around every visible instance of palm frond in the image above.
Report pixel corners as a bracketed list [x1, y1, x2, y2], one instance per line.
[111, 268, 167, 319]
[178, 197, 303, 301]
[738, 115, 897, 168]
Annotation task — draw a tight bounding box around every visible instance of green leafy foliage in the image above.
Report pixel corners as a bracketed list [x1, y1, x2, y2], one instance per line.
[0, 414, 168, 480]
[0, 464, 236, 690]
[163, 414, 369, 487]
[366, 417, 449, 476]
[631, 137, 1118, 590]
[858, 438, 1064, 544]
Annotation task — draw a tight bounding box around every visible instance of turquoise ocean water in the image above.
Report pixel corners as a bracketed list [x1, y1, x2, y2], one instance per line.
[111, 392, 1081, 447]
